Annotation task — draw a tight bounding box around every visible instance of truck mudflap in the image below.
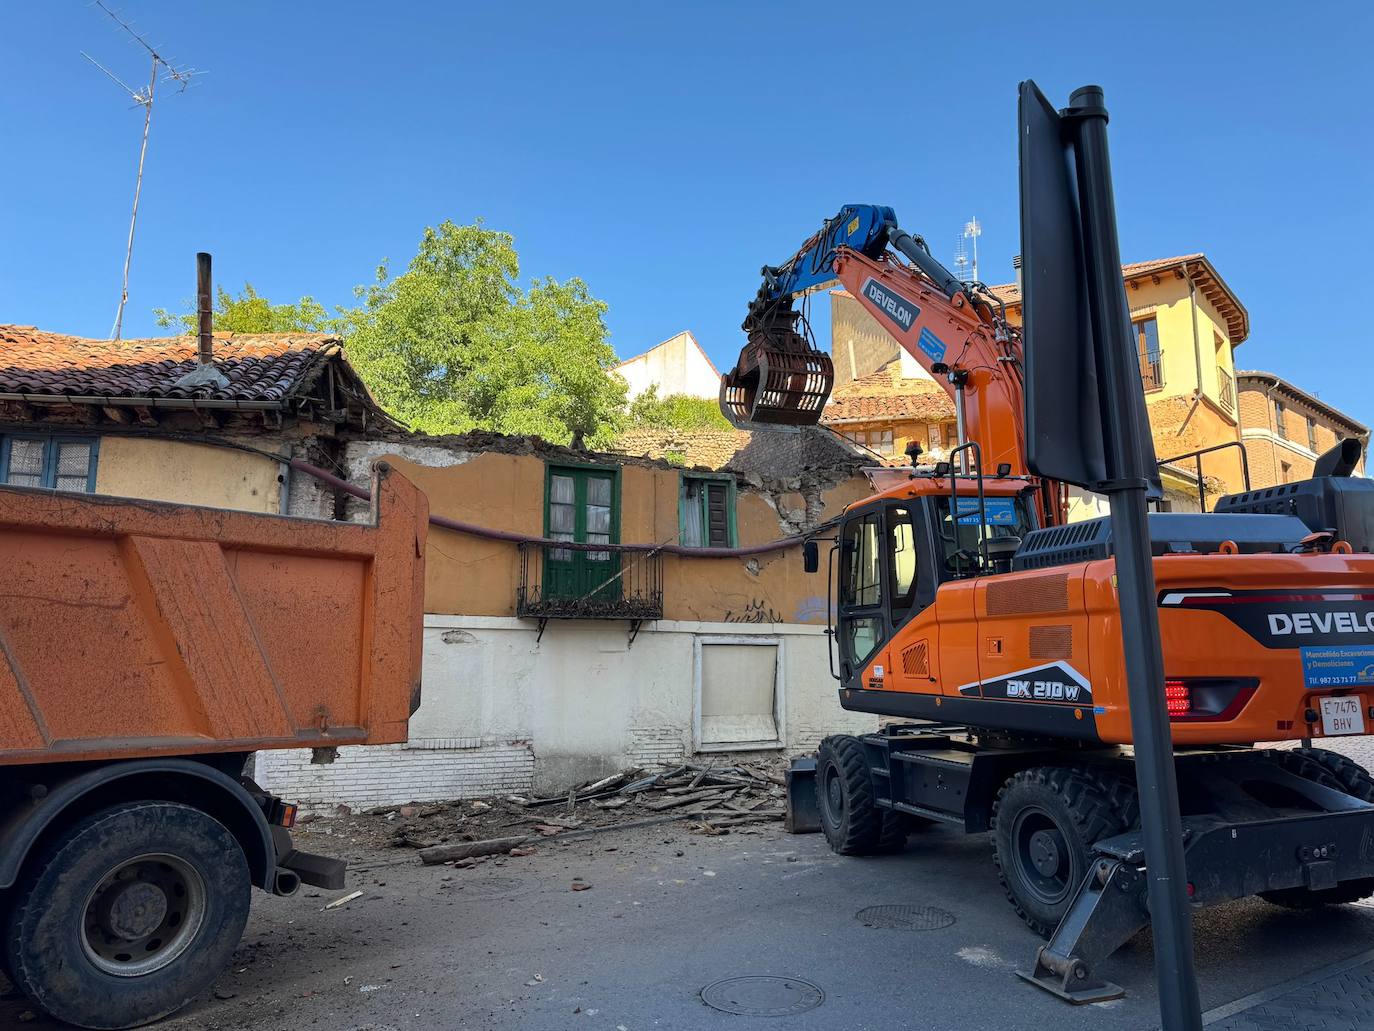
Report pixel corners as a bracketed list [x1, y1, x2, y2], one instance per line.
[1022, 785, 1374, 1004]
[785, 757, 821, 834]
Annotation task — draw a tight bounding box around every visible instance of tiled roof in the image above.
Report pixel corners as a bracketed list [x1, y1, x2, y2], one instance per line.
[820, 361, 955, 425]
[823, 392, 955, 423]
[0, 325, 341, 404]
[985, 254, 1249, 344]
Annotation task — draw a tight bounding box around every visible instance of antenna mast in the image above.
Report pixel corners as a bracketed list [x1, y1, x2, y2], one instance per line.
[83, 0, 200, 341]
[962, 216, 982, 283]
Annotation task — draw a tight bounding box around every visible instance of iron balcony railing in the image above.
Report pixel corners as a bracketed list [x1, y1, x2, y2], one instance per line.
[1140, 354, 1163, 392]
[1217, 366, 1235, 413]
[516, 539, 664, 621]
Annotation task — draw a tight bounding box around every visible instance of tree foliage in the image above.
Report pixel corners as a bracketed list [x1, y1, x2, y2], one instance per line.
[153, 284, 334, 335]
[628, 384, 732, 431]
[153, 221, 628, 448]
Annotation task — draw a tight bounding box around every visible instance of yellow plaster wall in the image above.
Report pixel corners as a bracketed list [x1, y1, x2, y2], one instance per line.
[94, 437, 281, 513]
[381, 452, 867, 624]
[1126, 276, 1236, 410]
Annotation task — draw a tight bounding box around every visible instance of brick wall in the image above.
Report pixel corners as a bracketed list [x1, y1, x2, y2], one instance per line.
[1236, 380, 1365, 489]
[255, 741, 535, 812]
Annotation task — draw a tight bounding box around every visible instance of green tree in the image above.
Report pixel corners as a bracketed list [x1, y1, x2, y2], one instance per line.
[154, 221, 628, 448]
[628, 384, 732, 431]
[153, 284, 334, 335]
[340, 221, 626, 446]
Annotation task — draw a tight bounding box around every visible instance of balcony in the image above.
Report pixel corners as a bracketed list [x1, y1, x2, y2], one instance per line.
[517, 540, 663, 640]
[1217, 366, 1235, 414]
[1140, 355, 1163, 392]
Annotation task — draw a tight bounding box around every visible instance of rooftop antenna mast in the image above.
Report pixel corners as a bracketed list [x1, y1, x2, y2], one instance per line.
[953, 235, 970, 283]
[962, 216, 982, 283]
[82, 0, 200, 341]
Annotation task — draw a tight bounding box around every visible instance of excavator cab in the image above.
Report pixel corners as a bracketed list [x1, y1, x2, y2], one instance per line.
[719, 295, 834, 428]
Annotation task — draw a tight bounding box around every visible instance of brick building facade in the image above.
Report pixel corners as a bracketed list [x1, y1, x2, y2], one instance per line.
[1237, 370, 1368, 488]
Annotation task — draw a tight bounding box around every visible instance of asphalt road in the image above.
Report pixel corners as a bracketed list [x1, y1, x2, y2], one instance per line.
[5, 819, 1374, 1030]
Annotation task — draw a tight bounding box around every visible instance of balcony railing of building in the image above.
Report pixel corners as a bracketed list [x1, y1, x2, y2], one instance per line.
[1140, 355, 1163, 392]
[1217, 367, 1235, 413]
[517, 539, 664, 642]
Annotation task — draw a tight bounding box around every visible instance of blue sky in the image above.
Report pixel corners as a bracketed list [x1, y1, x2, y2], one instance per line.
[2, 2, 1370, 420]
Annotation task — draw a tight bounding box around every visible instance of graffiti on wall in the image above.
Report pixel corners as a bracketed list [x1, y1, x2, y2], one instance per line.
[724, 598, 784, 624]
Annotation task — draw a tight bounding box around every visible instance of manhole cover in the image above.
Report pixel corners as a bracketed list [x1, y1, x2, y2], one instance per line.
[855, 904, 956, 930]
[700, 976, 825, 1016]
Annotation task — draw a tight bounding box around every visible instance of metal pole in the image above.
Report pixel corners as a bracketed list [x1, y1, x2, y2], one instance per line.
[1066, 85, 1202, 1030]
[110, 56, 157, 342]
[953, 372, 969, 473]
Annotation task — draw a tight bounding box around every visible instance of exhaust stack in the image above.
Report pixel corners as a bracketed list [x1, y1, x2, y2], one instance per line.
[173, 251, 230, 390]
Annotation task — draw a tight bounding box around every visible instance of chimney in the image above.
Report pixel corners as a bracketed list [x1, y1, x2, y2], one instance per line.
[1012, 254, 1023, 295]
[196, 251, 213, 365]
[173, 251, 230, 390]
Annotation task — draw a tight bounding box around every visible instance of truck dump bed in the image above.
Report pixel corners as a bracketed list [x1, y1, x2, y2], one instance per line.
[0, 462, 427, 766]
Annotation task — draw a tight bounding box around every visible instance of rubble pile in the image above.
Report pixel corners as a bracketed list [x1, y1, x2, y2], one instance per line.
[324, 759, 790, 866]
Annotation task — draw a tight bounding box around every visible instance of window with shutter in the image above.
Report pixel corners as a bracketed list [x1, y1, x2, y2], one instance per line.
[680, 475, 736, 548]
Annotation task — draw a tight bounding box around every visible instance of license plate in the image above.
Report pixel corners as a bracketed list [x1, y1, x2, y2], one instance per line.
[1320, 695, 1366, 736]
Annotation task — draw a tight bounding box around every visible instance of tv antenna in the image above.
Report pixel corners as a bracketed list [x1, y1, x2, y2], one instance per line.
[953, 236, 970, 283]
[962, 217, 982, 283]
[82, 0, 202, 341]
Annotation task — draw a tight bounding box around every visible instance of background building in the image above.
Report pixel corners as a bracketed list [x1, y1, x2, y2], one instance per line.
[612, 330, 720, 401]
[1237, 370, 1368, 487]
[831, 254, 1253, 511]
[818, 361, 956, 464]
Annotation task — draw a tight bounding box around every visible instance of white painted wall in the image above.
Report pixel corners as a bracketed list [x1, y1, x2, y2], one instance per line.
[256, 616, 876, 809]
[614, 332, 720, 401]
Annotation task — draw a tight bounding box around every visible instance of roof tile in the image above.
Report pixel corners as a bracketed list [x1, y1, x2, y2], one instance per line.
[0, 325, 341, 404]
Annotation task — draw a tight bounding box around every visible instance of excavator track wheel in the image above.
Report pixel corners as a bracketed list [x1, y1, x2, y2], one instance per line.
[816, 736, 901, 856]
[991, 766, 1137, 939]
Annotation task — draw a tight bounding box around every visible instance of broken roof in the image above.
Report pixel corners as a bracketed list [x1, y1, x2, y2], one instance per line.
[613, 426, 868, 482]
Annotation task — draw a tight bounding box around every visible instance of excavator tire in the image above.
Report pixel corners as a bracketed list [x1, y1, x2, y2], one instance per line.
[1260, 747, 1374, 909]
[817, 736, 890, 855]
[992, 766, 1139, 939]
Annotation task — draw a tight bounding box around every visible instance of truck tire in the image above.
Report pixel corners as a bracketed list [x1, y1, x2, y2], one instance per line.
[1260, 748, 1374, 909]
[816, 736, 899, 855]
[3, 801, 251, 1030]
[992, 766, 1138, 939]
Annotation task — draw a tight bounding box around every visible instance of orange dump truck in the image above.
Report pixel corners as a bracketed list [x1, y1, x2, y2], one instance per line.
[0, 463, 427, 1029]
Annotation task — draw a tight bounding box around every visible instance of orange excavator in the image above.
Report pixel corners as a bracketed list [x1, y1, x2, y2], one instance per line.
[722, 204, 1374, 998]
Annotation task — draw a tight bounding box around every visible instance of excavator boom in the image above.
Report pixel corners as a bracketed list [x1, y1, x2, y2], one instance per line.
[720, 207, 1030, 478]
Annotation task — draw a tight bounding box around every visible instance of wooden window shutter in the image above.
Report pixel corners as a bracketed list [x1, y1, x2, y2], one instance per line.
[705, 482, 730, 547]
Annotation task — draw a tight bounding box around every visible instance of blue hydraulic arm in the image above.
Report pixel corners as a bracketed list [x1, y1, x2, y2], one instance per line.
[721, 204, 972, 427]
[757, 204, 896, 300]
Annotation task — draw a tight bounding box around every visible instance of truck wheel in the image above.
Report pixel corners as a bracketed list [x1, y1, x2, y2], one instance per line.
[992, 767, 1137, 939]
[1260, 748, 1374, 908]
[817, 736, 886, 855]
[3, 802, 251, 1030]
